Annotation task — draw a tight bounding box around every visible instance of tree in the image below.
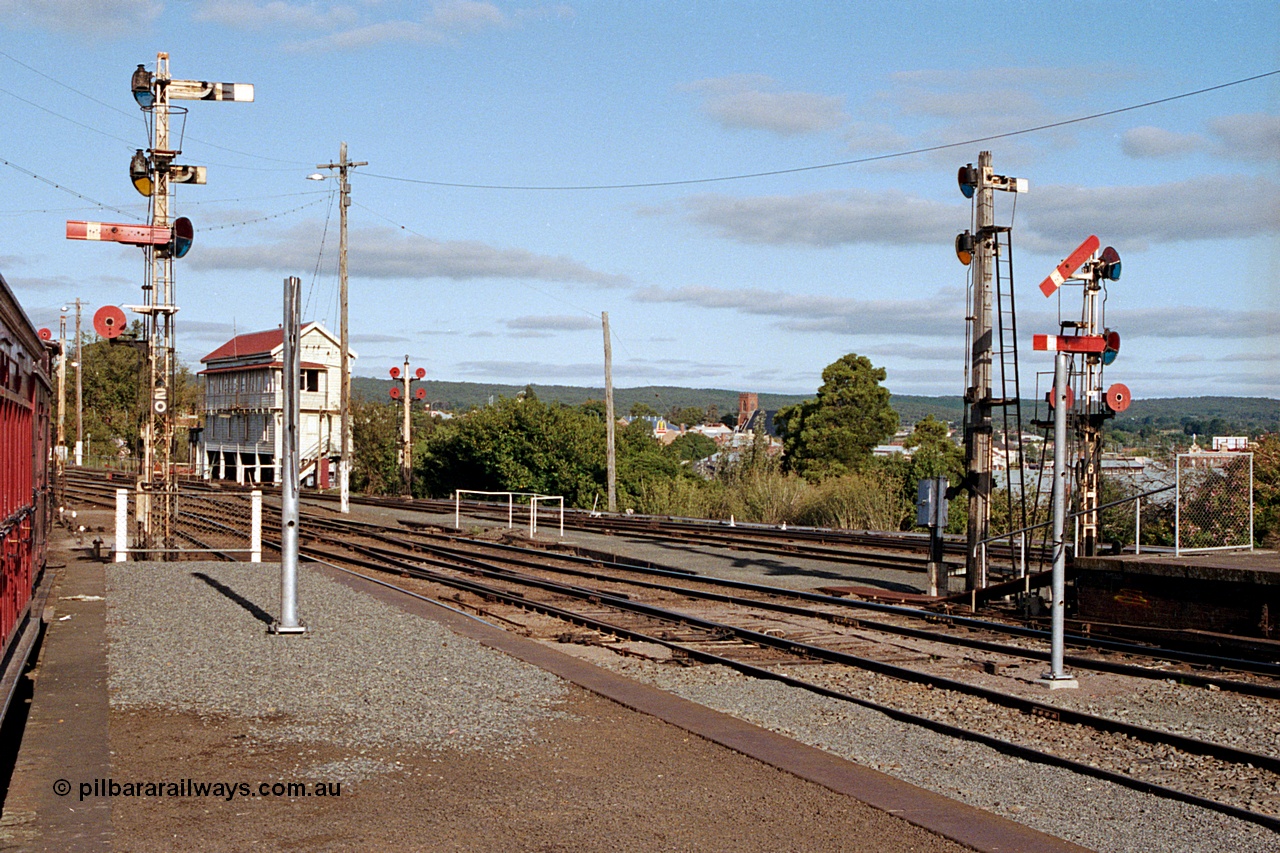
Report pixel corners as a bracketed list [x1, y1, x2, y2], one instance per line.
[774, 353, 898, 481]
[418, 395, 605, 506]
[350, 400, 402, 495]
[629, 401, 658, 418]
[902, 416, 963, 481]
[668, 432, 717, 462]
[668, 406, 706, 428]
[1254, 434, 1279, 548]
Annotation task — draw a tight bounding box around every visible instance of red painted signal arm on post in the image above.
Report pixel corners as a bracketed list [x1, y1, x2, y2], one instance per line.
[1033, 334, 1107, 353]
[1039, 235, 1100, 297]
[67, 220, 173, 246]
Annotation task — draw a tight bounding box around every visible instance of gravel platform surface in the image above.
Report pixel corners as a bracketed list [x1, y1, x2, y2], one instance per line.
[556, 646, 1280, 853]
[97, 558, 973, 851]
[106, 560, 570, 756]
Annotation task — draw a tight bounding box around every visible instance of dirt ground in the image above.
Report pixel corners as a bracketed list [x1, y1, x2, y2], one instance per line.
[108, 688, 966, 853]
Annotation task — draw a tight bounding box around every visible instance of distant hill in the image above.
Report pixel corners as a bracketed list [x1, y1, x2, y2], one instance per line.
[354, 378, 1275, 434]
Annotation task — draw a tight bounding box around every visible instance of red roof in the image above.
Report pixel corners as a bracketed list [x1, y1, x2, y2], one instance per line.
[197, 361, 326, 376]
[202, 328, 283, 364]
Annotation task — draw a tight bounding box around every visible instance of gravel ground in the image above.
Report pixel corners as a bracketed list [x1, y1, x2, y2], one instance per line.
[106, 560, 570, 760]
[558, 647, 1280, 853]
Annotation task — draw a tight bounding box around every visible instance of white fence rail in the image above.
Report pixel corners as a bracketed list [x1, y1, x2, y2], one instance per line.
[453, 489, 564, 537]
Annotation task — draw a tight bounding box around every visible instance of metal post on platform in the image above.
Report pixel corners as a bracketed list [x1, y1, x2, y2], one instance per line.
[272, 276, 305, 635]
[454, 491, 461, 529]
[250, 490, 262, 563]
[114, 488, 128, 562]
[1042, 351, 1077, 689]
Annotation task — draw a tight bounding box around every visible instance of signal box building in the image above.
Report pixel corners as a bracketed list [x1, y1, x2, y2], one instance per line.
[198, 323, 353, 485]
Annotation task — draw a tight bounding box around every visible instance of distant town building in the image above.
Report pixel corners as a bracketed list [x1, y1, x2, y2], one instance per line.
[1212, 436, 1250, 452]
[198, 322, 353, 485]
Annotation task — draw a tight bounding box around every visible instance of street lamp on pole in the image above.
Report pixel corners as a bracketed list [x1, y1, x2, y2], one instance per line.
[310, 143, 366, 513]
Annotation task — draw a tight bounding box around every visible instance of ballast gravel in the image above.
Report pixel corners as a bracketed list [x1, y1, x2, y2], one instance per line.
[105, 561, 569, 755]
[575, 652, 1280, 853]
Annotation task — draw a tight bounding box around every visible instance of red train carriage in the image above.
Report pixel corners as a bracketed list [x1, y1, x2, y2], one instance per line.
[0, 271, 52, 680]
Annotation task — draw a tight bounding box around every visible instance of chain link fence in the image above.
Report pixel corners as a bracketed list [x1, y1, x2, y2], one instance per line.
[1176, 452, 1253, 555]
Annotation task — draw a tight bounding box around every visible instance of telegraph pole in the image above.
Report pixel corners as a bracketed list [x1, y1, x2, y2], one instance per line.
[958, 152, 1026, 592]
[603, 311, 616, 513]
[74, 298, 83, 466]
[313, 144, 366, 514]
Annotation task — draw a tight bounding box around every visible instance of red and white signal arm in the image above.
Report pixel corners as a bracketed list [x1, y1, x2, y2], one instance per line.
[389, 386, 401, 400]
[414, 386, 426, 400]
[38, 328, 52, 341]
[1039, 235, 1100, 297]
[1033, 334, 1106, 353]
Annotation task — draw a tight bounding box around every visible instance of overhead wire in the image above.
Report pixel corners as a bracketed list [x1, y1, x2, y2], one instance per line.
[360, 68, 1280, 191]
[0, 155, 143, 220]
[347, 199, 643, 361]
[199, 197, 327, 231]
[0, 50, 314, 169]
[304, 186, 338, 322]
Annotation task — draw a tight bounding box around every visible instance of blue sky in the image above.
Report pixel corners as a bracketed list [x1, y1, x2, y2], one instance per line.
[1, 1, 1276, 400]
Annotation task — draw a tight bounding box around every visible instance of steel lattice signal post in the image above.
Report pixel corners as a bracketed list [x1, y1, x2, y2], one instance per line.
[68, 52, 252, 554]
[1035, 237, 1126, 559]
[957, 151, 1027, 591]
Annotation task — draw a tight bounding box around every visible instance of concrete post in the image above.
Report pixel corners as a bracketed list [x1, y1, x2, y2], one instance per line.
[250, 490, 262, 563]
[114, 488, 128, 562]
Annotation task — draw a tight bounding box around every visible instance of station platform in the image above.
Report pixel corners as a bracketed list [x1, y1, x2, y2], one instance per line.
[1073, 549, 1280, 637]
[0, 522, 1087, 852]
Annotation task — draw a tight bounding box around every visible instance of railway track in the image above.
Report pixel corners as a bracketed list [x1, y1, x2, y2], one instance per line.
[59, 470, 1280, 831]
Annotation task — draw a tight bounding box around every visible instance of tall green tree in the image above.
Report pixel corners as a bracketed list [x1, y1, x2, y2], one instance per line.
[775, 353, 899, 481]
[418, 396, 605, 506]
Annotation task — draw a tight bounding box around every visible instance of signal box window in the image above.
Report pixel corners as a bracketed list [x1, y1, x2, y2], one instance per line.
[302, 369, 320, 392]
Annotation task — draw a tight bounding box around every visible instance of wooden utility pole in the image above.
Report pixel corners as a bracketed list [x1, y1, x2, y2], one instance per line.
[602, 312, 616, 513]
[74, 298, 83, 466]
[314, 143, 367, 514]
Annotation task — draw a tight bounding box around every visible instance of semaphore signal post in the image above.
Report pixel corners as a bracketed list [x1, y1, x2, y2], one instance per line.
[66, 51, 252, 555]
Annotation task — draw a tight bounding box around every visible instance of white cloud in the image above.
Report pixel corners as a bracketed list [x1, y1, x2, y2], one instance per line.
[1121, 126, 1204, 159]
[282, 0, 549, 51]
[190, 224, 629, 287]
[633, 285, 963, 337]
[679, 190, 960, 246]
[506, 314, 598, 331]
[193, 1, 358, 30]
[684, 75, 848, 136]
[426, 0, 509, 31]
[1208, 113, 1280, 162]
[0, 0, 160, 34]
[1104, 305, 1280, 339]
[1021, 176, 1280, 251]
[672, 176, 1278, 252]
